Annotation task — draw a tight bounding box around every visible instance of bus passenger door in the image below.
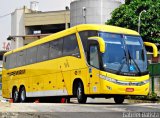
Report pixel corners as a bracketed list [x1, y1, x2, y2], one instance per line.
[88, 44, 101, 94]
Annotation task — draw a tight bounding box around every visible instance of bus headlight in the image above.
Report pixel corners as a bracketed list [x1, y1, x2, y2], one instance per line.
[99, 74, 149, 86]
[143, 79, 149, 84]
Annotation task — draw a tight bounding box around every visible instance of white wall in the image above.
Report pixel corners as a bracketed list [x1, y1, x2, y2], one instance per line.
[11, 8, 25, 50]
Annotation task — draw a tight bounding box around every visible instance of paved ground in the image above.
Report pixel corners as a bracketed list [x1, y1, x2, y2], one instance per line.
[1, 102, 160, 112]
[0, 91, 160, 118]
[0, 102, 160, 118]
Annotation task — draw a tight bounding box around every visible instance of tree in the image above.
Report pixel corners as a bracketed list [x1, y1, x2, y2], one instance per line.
[106, 0, 160, 43]
[125, 0, 132, 5]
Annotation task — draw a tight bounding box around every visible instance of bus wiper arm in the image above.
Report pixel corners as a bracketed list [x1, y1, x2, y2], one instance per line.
[117, 48, 127, 74]
[117, 59, 125, 74]
[128, 50, 141, 74]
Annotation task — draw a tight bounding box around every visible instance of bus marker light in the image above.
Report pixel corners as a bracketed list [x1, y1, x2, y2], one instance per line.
[89, 68, 92, 73]
[126, 88, 134, 92]
[106, 86, 112, 90]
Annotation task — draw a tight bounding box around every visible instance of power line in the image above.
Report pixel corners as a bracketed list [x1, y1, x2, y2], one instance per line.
[0, 13, 11, 18]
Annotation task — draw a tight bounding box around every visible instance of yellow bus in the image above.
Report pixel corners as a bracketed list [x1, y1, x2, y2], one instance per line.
[2, 24, 158, 103]
[0, 50, 7, 89]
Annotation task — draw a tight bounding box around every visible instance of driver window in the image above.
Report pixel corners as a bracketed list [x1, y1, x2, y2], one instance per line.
[89, 45, 100, 68]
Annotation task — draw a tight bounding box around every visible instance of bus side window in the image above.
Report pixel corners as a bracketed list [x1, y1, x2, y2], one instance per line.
[5, 55, 10, 69]
[49, 38, 63, 59]
[63, 34, 80, 58]
[89, 45, 100, 69]
[17, 50, 26, 67]
[3, 56, 7, 69]
[4, 56, 6, 62]
[9, 53, 17, 69]
[26, 46, 38, 64]
[79, 31, 98, 57]
[37, 43, 49, 62]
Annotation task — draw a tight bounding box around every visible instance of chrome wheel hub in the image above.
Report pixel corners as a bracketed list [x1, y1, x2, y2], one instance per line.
[77, 87, 82, 99]
[14, 91, 18, 101]
[21, 90, 25, 101]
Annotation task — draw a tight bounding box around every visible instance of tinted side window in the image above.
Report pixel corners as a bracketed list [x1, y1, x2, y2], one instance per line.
[9, 53, 17, 69]
[3, 56, 6, 69]
[17, 50, 26, 67]
[89, 45, 100, 69]
[26, 46, 37, 64]
[63, 34, 80, 58]
[49, 38, 63, 59]
[37, 43, 49, 62]
[79, 30, 98, 52]
[5, 55, 10, 69]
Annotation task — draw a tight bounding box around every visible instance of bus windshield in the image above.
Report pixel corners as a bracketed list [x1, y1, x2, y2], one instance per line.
[99, 32, 147, 75]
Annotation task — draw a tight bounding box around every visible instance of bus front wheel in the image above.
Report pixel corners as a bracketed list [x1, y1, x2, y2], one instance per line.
[77, 82, 87, 104]
[19, 86, 26, 103]
[114, 95, 125, 104]
[12, 88, 19, 103]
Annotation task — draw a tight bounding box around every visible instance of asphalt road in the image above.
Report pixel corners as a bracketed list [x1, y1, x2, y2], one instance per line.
[0, 97, 160, 118]
[0, 91, 160, 118]
[0, 102, 160, 118]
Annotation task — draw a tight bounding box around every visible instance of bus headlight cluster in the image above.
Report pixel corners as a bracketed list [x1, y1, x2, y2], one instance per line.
[99, 74, 149, 86]
[143, 79, 150, 84]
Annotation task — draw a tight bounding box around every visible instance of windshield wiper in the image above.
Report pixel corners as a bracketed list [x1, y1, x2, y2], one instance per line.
[117, 48, 128, 74]
[117, 48, 141, 75]
[127, 50, 141, 74]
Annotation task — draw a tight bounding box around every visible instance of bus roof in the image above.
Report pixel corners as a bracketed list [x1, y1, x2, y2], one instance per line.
[76, 24, 139, 35]
[4, 24, 140, 56]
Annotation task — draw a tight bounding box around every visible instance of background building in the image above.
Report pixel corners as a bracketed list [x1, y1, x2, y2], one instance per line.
[9, 0, 123, 49]
[70, 0, 121, 26]
[9, 2, 70, 50]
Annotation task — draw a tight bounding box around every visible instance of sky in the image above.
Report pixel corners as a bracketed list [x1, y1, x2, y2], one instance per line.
[0, 0, 71, 50]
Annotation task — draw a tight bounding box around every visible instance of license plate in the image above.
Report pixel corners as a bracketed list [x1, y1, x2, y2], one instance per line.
[126, 88, 134, 92]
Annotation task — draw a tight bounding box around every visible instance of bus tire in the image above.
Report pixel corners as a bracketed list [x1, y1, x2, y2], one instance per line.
[77, 82, 87, 104]
[19, 86, 26, 103]
[114, 95, 125, 104]
[12, 87, 19, 103]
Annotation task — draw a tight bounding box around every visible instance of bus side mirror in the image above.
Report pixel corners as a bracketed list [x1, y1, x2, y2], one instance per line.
[144, 42, 158, 57]
[88, 37, 105, 53]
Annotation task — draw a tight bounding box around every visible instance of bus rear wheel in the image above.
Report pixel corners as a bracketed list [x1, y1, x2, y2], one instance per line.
[12, 88, 19, 103]
[19, 86, 26, 103]
[114, 95, 125, 104]
[76, 82, 87, 104]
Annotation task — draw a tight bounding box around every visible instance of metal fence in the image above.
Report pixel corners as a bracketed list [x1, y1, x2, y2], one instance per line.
[148, 63, 160, 96]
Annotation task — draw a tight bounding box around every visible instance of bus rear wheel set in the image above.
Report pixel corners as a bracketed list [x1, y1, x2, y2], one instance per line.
[12, 86, 27, 103]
